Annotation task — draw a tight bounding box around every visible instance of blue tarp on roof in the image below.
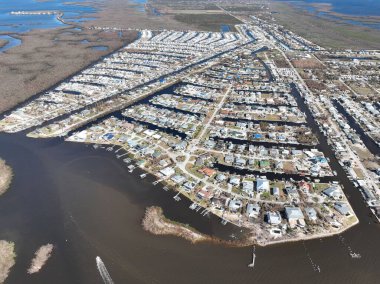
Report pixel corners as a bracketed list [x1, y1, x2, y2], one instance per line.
[103, 133, 114, 140]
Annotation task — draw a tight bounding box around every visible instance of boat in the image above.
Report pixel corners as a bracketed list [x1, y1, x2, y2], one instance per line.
[350, 252, 361, 259]
[189, 203, 197, 210]
[248, 247, 256, 268]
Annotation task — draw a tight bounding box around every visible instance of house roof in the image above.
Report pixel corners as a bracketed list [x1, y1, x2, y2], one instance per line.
[334, 202, 350, 215]
[285, 207, 304, 220]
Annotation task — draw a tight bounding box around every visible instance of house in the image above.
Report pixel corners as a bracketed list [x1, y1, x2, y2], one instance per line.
[285, 186, 299, 198]
[246, 203, 260, 218]
[259, 160, 270, 168]
[198, 167, 216, 177]
[235, 157, 247, 167]
[256, 178, 270, 192]
[229, 199, 243, 212]
[160, 167, 175, 177]
[285, 207, 305, 228]
[334, 202, 351, 216]
[229, 176, 241, 187]
[323, 186, 343, 200]
[271, 187, 280, 196]
[174, 141, 187, 150]
[265, 211, 282, 225]
[196, 187, 214, 200]
[195, 156, 207, 166]
[183, 181, 197, 191]
[299, 181, 311, 194]
[171, 175, 186, 184]
[215, 173, 227, 183]
[242, 180, 254, 194]
[305, 207, 318, 222]
[204, 140, 216, 149]
[225, 154, 234, 164]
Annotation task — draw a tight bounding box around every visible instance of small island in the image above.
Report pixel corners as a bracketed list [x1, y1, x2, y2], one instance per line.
[0, 158, 12, 196]
[27, 244, 54, 274]
[0, 240, 16, 284]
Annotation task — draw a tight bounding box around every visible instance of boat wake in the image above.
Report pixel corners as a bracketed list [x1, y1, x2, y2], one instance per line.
[338, 236, 361, 259]
[302, 242, 320, 273]
[96, 256, 114, 284]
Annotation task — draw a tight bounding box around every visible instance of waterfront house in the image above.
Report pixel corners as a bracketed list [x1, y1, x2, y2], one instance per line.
[225, 154, 234, 164]
[229, 176, 241, 187]
[242, 180, 254, 195]
[196, 187, 214, 200]
[305, 207, 318, 222]
[256, 178, 270, 193]
[183, 181, 197, 192]
[235, 157, 247, 167]
[246, 203, 260, 219]
[323, 186, 343, 200]
[334, 202, 351, 216]
[229, 199, 243, 212]
[171, 175, 186, 185]
[285, 206, 305, 228]
[199, 167, 216, 177]
[160, 167, 175, 177]
[215, 173, 227, 183]
[265, 211, 282, 225]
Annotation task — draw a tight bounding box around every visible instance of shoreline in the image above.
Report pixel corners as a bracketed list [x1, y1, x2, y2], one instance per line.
[141, 206, 253, 247]
[67, 136, 360, 248]
[142, 206, 359, 248]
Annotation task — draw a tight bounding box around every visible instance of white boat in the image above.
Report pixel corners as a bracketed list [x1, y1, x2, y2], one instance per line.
[248, 247, 256, 268]
[350, 252, 361, 259]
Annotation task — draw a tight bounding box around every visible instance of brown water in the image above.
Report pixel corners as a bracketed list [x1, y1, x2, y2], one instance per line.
[0, 133, 379, 284]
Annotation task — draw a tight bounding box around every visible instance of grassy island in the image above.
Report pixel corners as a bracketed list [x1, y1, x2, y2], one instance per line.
[0, 240, 16, 284]
[0, 159, 12, 196]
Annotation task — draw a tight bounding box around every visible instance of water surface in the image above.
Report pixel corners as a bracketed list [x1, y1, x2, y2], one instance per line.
[0, 0, 97, 34]
[277, 0, 380, 30]
[0, 35, 22, 52]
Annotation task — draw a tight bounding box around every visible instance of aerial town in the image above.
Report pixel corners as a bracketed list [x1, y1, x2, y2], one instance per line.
[0, 13, 378, 246]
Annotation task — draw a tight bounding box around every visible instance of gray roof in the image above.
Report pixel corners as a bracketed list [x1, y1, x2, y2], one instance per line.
[323, 186, 342, 198]
[305, 207, 317, 219]
[285, 207, 304, 220]
[334, 202, 351, 215]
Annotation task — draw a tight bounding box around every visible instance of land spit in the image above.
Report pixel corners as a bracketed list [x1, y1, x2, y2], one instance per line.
[27, 244, 54, 274]
[142, 206, 359, 247]
[0, 240, 16, 284]
[142, 206, 252, 246]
